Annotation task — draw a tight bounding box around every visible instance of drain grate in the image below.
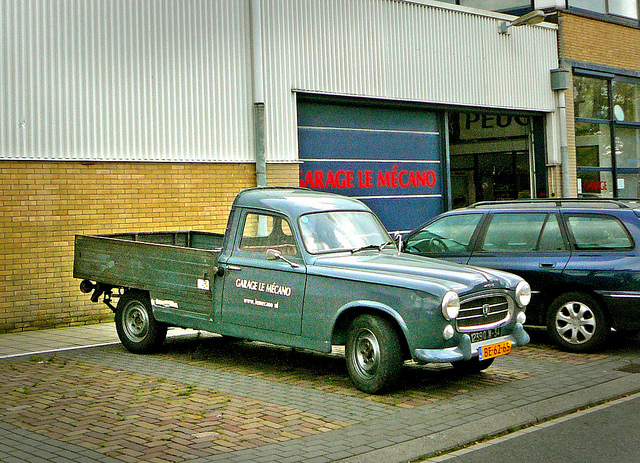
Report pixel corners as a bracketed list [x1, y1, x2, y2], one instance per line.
[616, 363, 640, 373]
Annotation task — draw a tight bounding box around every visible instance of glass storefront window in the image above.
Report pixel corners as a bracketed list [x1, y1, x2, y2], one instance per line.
[574, 76, 609, 120]
[574, 73, 640, 198]
[615, 127, 640, 198]
[568, 0, 606, 14]
[616, 127, 640, 168]
[576, 122, 612, 167]
[577, 170, 614, 197]
[613, 81, 640, 123]
[459, 0, 529, 11]
[609, 0, 639, 19]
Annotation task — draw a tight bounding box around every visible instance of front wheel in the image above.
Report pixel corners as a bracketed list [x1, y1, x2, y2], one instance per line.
[345, 314, 402, 394]
[546, 292, 609, 353]
[115, 290, 167, 354]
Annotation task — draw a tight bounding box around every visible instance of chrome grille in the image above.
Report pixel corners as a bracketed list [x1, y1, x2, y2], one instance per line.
[457, 295, 510, 331]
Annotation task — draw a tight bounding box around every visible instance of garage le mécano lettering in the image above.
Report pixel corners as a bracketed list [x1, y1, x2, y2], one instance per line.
[235, 278, 292, 297]
[300, 165, 437, 190]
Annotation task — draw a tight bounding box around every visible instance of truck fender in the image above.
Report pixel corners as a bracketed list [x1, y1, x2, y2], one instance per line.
[330, 300, 410, 348]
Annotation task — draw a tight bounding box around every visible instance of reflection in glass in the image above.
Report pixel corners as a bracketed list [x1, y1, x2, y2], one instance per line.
[574, 76, 609, 120]
[613, 81, 640, 123]
[459, 0, 529, 11]
[615, 127, 640, 169]
[615, 127, 640, 198]
[577, 170, 613, 197]
[608, 0, 639, 19]
[568, 0, 606, 14]
[575, 122, 612, 168]
[298, 211, 390, 254]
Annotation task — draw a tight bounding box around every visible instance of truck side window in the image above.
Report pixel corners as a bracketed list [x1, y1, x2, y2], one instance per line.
[239, 213, 299, 257]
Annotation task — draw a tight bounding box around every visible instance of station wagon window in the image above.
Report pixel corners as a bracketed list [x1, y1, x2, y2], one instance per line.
[406, 213, 481, 254]
[537, 214, 567, 251]
[239, 213, 299, 258]
[565, 215, 633, 250]
[481, 213, 565, 252]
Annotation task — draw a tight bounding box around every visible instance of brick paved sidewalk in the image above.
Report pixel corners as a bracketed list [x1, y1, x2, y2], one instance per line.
[2, 326, 640, 463]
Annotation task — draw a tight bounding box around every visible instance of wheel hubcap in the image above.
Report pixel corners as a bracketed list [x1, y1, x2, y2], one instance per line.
[555, 301, 595, 345]
[354, 328, 380, 378]
[123, 302, 149, 342]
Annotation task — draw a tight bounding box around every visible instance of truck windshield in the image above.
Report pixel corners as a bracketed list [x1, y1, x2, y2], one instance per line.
[299, 211, 392, 254]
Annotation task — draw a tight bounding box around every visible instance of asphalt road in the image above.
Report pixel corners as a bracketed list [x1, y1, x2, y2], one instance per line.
[433, 391, 640, 463]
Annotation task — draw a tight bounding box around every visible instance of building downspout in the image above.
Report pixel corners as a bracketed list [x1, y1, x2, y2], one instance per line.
[557, 13, 571, 197]
[250, 0, 267, 187]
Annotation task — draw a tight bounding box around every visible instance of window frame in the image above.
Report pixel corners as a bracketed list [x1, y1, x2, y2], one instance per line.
[237, 211, 300, 259]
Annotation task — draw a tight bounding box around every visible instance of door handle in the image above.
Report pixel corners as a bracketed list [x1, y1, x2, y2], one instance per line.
[539, 263, 556, 269]
[215, 264, 241, 277]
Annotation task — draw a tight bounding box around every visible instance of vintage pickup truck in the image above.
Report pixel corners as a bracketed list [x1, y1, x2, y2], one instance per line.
[74, 187, 531, 393]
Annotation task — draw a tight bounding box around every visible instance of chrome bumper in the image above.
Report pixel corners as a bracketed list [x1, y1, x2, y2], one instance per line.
[413, 323, 530, 364]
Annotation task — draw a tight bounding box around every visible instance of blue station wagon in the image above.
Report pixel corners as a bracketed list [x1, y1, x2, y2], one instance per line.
[403, 199, 640, 352]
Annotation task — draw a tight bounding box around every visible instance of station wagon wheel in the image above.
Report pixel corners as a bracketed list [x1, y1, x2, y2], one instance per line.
[345, 314, 402, 394]
[115, 290, 167, 354]
[546, 292, 609, 353]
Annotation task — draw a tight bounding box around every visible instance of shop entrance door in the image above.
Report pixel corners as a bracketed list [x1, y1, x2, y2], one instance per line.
[448, 111, 543, 207]
[451, 150, 532, 206]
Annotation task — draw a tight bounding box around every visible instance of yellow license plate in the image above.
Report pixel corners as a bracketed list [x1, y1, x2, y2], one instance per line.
[479, 340, 512, 360]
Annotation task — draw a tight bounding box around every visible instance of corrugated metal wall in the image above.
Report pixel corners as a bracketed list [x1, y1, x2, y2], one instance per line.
[1, 0, 558, 164]
[261, 0, 558, 162]
[0, 0, 254, 162]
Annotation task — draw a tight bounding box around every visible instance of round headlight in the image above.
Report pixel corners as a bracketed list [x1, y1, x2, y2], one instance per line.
[515, 281, 531, 307]
[441, 291, 460, 320]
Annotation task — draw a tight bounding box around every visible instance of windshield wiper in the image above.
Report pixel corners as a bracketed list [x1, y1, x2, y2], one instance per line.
[351, 241, 394, 254]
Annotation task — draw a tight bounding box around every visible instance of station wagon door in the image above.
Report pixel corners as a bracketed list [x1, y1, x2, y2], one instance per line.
[562, 213, 640, 315]
[220, 211, 307, 335]
[468, 212, 570, 294]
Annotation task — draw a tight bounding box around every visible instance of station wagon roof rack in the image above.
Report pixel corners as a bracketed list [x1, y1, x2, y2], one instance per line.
[468, 198, 640, 210]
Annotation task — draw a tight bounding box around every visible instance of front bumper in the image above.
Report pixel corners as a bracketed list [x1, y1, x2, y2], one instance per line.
[413, 323, 530, 364]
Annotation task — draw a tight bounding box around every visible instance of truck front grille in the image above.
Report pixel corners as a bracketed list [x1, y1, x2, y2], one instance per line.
[457, 295, 511, 331]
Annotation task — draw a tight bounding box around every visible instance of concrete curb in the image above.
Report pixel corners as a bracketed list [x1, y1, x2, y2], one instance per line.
[338, 374, 640, 462]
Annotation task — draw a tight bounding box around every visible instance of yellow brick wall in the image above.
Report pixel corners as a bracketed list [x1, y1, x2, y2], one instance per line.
[561, 14, 640, 71]
[0, 161, 299, 333]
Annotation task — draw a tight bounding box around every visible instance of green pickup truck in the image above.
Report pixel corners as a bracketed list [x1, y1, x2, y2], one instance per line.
[74, 187, 531, 393]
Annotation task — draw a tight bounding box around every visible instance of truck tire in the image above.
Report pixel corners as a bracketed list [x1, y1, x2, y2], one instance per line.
[115, 290, 167, 354]
[345, 314, 402, 394]
[546, 292, 609, 353]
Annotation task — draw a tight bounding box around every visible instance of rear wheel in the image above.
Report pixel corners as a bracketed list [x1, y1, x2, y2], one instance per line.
[345, 314, 402, 394]
[115, 290, 167, 354]
[546, 292, 609, 353]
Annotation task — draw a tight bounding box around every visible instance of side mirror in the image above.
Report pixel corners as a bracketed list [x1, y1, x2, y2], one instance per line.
[266, 248, 281, 261]
[266, 248, 300, 268]
[392, 232, 403, 251]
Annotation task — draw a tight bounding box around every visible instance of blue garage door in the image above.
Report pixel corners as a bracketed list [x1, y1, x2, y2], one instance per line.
[298, 101, 444, 232]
